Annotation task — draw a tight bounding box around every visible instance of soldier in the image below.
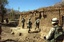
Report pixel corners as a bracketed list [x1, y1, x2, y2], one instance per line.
[44, 18, 63, 42]
[35, 18, 40, 30]
[6, 18, 9, 24]
[27, 18, 32, 32]
[21, 17, 25, 28]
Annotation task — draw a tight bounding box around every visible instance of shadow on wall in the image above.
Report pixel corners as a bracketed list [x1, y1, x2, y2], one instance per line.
[43, 15, 47, 18]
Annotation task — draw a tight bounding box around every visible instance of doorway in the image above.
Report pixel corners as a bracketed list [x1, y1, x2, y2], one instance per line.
[62, 16, 64, 29]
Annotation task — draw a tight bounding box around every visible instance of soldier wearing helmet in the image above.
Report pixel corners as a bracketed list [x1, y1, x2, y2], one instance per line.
[27, 18, 32, 32]
[44, 18, 63, 42]
[21, 17, 25, 28]
[35, 17, 40, 30]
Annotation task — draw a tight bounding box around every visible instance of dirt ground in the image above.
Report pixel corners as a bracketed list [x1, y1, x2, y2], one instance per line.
[0, 20, 64, 42]
[1, 25, 64, 42]
[0, 15, 64, 42]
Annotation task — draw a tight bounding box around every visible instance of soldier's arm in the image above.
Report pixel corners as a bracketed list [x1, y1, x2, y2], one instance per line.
[45, 28, 55, 40]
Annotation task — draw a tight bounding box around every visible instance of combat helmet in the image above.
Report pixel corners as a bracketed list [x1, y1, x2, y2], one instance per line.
[51, 18, 58, 25]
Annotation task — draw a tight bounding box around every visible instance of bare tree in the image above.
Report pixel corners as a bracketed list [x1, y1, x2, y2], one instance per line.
[0, 0, 8, 23]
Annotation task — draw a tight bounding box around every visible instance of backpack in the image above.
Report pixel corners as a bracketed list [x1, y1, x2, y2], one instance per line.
[22, 18, 25, 23]
[49, 26, 63, 42]
[36, 19, 40, 24]
[50, 26, 63, 42]
[54, 26, 63, 39]
[29, 21, 32, 26]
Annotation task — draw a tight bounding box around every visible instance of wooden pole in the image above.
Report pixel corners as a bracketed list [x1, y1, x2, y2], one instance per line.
[43, 9, 44, 16]
[59, 8, 60, 26]
[59, 8, 62, 26]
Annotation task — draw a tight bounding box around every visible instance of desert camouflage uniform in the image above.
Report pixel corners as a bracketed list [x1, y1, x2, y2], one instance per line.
[21, 18, 25, 28]
[27, 19, 32, 31]
[35, 18, 40, 29]
[45, 25, 63, 42]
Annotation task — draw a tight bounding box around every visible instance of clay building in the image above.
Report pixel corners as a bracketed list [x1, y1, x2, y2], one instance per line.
[18, 7, 64, 27]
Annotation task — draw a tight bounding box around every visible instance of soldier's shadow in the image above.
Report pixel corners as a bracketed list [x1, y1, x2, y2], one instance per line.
[2, 39, 18, 42]
[28, 29, 41, 33]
